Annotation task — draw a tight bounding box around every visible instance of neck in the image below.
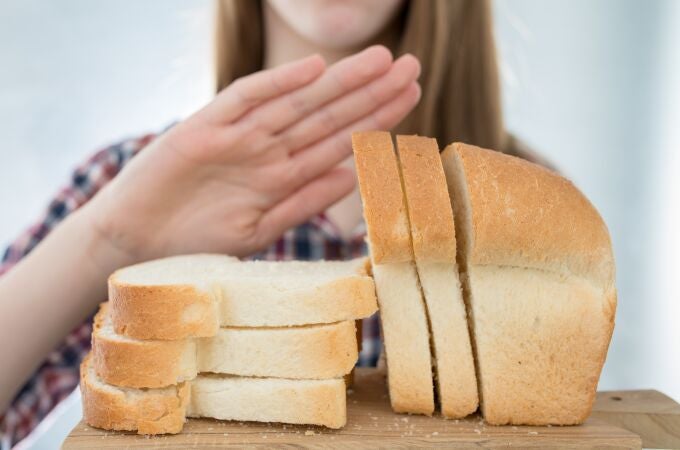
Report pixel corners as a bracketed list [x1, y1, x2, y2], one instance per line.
[263, 4, 401, 69]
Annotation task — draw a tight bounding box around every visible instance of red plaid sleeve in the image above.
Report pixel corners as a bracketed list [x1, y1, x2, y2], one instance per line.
[0, 133, 156, 448]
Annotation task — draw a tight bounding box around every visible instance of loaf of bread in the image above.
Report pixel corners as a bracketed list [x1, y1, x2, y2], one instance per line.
[353, 131, 615, 426]
[440, 142, 616, 425]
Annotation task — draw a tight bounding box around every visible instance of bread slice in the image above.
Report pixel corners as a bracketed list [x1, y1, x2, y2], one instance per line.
[352, 131, 434, 415]
[109, 254, 377, 339]
[92, 303, 358, 388]
[81, 354, 190, 434]
[395, 135, 478, 418]
[441, 142, 616, 425]
[81, 354, 347, 433]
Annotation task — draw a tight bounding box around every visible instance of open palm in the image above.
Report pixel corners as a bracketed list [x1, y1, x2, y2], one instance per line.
[88, 46, 421, 261]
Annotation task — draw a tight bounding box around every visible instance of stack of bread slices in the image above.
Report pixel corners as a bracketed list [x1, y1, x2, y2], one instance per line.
[353, 132, 616, 425]
[81, 255, 378, 433]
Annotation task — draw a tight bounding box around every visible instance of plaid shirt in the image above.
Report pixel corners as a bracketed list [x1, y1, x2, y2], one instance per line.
[0, 130, 380, 448]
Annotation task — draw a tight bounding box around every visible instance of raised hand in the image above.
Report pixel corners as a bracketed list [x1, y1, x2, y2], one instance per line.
[86, 46, 421, 262]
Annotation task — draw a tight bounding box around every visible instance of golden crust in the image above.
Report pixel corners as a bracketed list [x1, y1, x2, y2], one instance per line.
[81, 354, 189, 435]
[109, 280, 218, 340]
[396, 135, 457, 262]
[92, 304, 194, 388]
[352, 131, 412, 264]
[442, 142, 615, 290]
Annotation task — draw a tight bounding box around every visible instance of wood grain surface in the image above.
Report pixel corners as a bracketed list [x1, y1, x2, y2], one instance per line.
[63, 368, 643, 449]
[593, 389, 680, 449]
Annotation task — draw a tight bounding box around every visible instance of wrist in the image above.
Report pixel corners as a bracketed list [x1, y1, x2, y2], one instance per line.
[74, 201, 140, 276]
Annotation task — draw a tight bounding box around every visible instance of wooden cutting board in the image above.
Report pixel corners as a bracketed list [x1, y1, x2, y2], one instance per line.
[63, 368, 649, 449]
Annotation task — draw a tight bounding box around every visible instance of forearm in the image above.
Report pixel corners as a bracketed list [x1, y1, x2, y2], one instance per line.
[0, 203, 133, 411]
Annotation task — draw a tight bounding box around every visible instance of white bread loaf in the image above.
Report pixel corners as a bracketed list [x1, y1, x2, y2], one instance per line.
[109, 254, 377, 339]
[92, 303, 358, 388]
[81, 354, 347, 433]
[352, 131, 434, 415]
[441, 142, 616, 425]
[395, 135, 478, 418]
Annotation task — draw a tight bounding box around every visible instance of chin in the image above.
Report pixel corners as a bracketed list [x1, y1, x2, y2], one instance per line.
[308, 4, 383, 49]
[268, 0, 405, 51]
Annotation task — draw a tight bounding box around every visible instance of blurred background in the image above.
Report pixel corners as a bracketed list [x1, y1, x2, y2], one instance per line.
[1, 0, 678, 447]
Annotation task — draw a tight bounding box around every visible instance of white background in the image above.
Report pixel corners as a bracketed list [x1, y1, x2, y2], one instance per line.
[1, 1, 678, 447]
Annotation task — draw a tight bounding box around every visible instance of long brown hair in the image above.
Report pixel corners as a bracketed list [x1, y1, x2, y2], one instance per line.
[214, 0, 513, 154]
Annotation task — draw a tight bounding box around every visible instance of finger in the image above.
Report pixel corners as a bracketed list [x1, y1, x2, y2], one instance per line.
[279, 54, 421, 154]
[246, 46, 393, 137]
[257, 168, 355, 242]
[202, 54, 326, 124]
[286, 82, 421, 190]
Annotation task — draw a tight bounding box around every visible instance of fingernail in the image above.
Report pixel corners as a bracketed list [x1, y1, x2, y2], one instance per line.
[306, 54, 326, 68]
[412, 83, 422, 101]
[364, 45, 393, 63]
[404, 54, 421, 79]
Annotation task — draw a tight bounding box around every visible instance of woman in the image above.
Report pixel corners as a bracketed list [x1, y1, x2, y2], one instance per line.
[0, 0, 539, 446]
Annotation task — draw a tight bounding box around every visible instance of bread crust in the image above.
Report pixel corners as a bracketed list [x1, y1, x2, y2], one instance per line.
[395, 135, 457, 262]
[352, 131, 412, 264]
[442, 143, 615, 290]
[109, 282, 217, 340]
[92, 304, 196, 388]
[81, 354, 189, 434]
[92, 304, 359, 388]
[441, 142, 617, 426]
